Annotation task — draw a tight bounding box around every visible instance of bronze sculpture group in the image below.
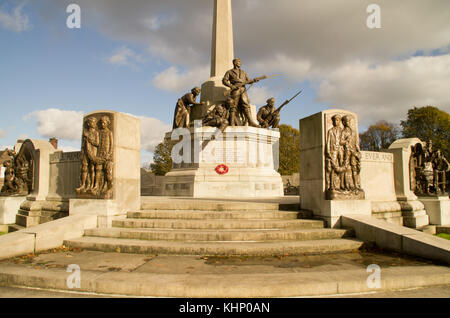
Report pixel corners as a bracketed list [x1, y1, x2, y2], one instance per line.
[325, 114, 364, 200]
[411, 140, 449, 196]
[173, 58, 299, 131]
[76, 115, 114, 199]
[1, 148, 33, 196]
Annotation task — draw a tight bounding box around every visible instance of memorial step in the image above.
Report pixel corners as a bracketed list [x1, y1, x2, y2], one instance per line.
[64, 236, 364, 256]
[112, 218, 324, 230]
[127, 210, 301, 220]
[140, 200, 283, 211]
[84, 227, 353, 242]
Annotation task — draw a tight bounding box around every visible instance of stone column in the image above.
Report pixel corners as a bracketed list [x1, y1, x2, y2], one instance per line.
[299, 109, 371, 228]
[192, 0, 235, 121]
[70, 111, 141, 228]
[210, 0, 234, 78]
[15, 139, 57, 227]
[387, 138, 441, 227]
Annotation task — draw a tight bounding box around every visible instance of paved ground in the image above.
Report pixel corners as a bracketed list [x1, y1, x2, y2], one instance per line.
[0, 245, 441, 275]
[0, 246, 449, 297]
[1, 285, 449, 298]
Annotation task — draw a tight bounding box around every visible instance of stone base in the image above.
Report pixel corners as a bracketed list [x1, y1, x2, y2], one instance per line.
[16, 198, 45, 227]
[313, 200, 372, 228]
[163, 167, 283, 198]
[0, 196, 26, 224]
[420, 196, 450, 225]
[162, 126, 283, 198]
[371, 201, 404, 226]
[397, 200, 430, 229]
[326, 189, 365, 200]
[402, 210, 429, 228]
[69, 199, 127, 228]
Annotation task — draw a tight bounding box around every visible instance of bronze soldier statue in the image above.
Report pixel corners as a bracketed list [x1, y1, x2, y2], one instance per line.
[173, 87, 204, 129]
[257, 98, 280, 128]
[257, 91, 301, 129]
[202, 104, 229, 133]
[222, 58, 261, 127]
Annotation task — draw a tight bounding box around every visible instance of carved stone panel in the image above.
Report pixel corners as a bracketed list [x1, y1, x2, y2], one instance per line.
[324, 112, 365, 200]
[75, 113, 114, 199]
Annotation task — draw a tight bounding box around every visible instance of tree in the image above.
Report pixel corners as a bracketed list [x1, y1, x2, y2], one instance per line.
[359, 120, 401, 151]
[278, 124, 300, 175]
[401, 106, 450, 159]
[150, 138, 173, 176]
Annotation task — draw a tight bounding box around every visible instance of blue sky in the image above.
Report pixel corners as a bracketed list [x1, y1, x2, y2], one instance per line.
[1, 0, 449, 166]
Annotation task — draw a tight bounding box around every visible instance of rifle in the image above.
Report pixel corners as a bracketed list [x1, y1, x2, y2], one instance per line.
[262, 90, 302, 127]
[224, 74, 280, 96]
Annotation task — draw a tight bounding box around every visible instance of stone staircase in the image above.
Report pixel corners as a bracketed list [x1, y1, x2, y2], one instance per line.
[64, 199, 365, 256]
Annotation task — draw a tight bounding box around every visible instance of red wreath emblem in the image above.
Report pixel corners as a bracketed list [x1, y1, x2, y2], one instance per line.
[215, 164, 229, 175]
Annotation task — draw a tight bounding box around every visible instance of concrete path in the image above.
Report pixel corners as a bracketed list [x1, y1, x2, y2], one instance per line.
[0, 247, 449, 297]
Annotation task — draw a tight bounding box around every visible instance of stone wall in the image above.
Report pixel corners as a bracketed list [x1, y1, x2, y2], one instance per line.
[360, 151, 396, 202]
[141, 169, 165, 196]
[48, 151, 81, 200]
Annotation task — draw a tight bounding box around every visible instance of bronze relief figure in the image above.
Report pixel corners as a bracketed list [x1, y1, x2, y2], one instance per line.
[325, 114, 364, 200]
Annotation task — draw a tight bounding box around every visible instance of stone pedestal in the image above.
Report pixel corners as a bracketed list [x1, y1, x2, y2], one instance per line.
[162, 126, 283, 198]
[0, 196, 26, 224]
[70, 111, 141, 227]
[420, 196, 450, 225]
[386, 138, 430, 229]
[399, 200, 429, 228]
[299, 110, 371, 228]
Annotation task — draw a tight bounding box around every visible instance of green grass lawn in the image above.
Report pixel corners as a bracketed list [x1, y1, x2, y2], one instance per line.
[436, 233, 450, 240]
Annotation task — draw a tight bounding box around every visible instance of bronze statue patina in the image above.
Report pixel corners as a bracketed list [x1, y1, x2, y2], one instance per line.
[202, 104, 229, 133]
[76, 114, 114, 199]
[173, 87, 204, 129]
[325, 113, 364, 200]
[222, 58, 261, 127]
[1, 148, 33, 196]
[411, 141, 449, 195]
[76, 117, 99, 195]
[257, 91, 301, 129]
[225, 96, 242, 127]
[257, 98, 280, 129]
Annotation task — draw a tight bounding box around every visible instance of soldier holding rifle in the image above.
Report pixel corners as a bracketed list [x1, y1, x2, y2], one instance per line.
[222, 58, 267, 127]
[257, 91, 302, 129]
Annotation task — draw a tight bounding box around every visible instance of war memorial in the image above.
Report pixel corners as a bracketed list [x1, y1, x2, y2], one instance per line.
[0, 0, 449, 298]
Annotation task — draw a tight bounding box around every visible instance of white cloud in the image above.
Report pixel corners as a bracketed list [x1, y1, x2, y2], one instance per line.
[316, 54, 450, 126]
[152, 66, 208, 93]
[0, 2, 31, 32]
[248, 86, 275, 106]
[24, 108, 170, 154]
[107, 46, 146, 69]
[139, 116, 171, 153]
[24, 108, 84, 141]
[0, 145, 12, 151]
[250, 54, 312, 82]
[0, 128, 6, 139]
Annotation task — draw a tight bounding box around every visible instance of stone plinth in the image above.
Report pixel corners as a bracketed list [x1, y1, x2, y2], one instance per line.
[299, 110, 371, 228]
[70, 111, 141, 227]
[162, 126, 283, 198]
[420, 196, 450, 225]
[0, 196, 26, 224]
[386, 138, 423, 201]
[386, 138, 430, 228]
[10, 139, 56, 227]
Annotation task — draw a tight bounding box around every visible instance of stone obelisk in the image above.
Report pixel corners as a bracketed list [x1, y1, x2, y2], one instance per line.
[210, 0, 234, 79]
[191, 0, 234, 120]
